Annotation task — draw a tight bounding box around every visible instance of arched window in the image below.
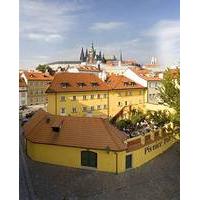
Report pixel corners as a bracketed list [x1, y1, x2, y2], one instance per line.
[81, 151, 97, 168]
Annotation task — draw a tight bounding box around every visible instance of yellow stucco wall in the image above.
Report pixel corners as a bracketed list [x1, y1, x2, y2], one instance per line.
[26, 140, 127, 173]
[47, 88, 147, 117]
[47, 91, 109, 117]
[129, 136, 175, 168]
[108, 89, 146, 117]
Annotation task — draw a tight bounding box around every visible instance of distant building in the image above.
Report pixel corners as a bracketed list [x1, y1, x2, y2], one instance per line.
[124, 67, 162, 105]
[21, 71, 54, 105]
[19, 77, 28, 106]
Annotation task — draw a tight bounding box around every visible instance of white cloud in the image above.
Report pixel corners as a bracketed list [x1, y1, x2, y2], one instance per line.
[145, 20, 180, 66]
[20, 0, 87, 42]
[90, 21, 125, 31]
[27, 33, 62, 42]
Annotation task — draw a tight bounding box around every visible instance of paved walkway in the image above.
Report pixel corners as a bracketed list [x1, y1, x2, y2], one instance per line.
[23, 143, 179, 200]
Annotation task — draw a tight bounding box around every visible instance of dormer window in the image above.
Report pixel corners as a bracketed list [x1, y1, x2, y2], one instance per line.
[131, 82, 135, 86]
[91, 82, 99, 87]
[77, 82, 86, 87]
[124, 82, 129, 86]
[60, 82, 70, 88]
[51, 120, 64, 133]
[52, 126, 60, 132]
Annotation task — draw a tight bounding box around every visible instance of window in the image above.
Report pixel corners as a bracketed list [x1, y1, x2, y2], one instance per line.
[72, 107, 77, 113]
[125, 101, 128, 106]
[104, 104, 107, 109]
[83, 95, 87, 100]
[149, 82, 152, 88]
[91, 95, 94, 99]
[82, 107, 87, 112]
[97, 94, 101, 99]
[139, 90, 143, 95]
[61, 82, 70, 88]
[128, 91, 132, 96]
[21, 92, 26, 97]
[60, 108, 65, 114]
[97, 105, 101, 110]
[91, 82, 99, 87]
[118, 102, 121, 106]
[60, 96, 66, 102]
[126, 154, 132, 169]
[81, 151, 97, 168]
[91, 106, 94, 111]
[35, 90, 38, 95]
[35, 97, 38, 102]
[72, 96, 76, 101]
[103, 94, 107, 98]
[77, 82, 86, 87]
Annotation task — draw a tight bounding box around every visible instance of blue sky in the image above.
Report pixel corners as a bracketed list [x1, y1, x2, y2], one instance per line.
[20, 0, 180, 68]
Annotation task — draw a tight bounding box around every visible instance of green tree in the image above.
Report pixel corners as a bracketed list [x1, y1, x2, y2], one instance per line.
[36, 64, 47, 73]
[159, 68, 180, 125]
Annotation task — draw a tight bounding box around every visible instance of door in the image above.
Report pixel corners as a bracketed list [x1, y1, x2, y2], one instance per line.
[126, 154, 132, 169]
[81, 151, 97, 168]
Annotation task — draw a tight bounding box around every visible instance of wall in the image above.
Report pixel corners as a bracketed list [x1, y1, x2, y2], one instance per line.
[147, 81, 161, 104]
[47, 91, 109, 117]
[26, 140, 126, 173]
[27, 80, 51, 105]
[108, 89, 146, 117]
[132, 136, 175, 168]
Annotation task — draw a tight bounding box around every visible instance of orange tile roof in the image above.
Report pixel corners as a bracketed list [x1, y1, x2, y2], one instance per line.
[78, 65, 101, 72]
[19, 77, 27, 87]
[24, 71, 54, 81]
[129, 67, 161, 81]
[106, 74, 145, 90]
[23, 109, 128, 151]
[46, 72, 111, 93]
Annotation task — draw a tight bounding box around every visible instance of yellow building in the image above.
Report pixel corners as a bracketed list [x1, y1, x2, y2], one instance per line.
[46, 73, 147, 118]
[46, 72, 110, 117]
[23, 109, 176, 174]
[106, 74, 146, 117]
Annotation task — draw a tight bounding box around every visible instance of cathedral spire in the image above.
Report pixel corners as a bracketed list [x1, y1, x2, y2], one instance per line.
[80, 47, 84, 61]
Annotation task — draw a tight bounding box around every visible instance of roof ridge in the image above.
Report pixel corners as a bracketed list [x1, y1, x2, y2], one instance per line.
[101, 119, 124, 150]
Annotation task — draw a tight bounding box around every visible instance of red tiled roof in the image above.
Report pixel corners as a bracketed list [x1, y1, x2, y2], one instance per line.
[46, 72, 111, 93]
[129, 67, 161, 81]
[23, 71, 54, 81]
[106, 74, 145, 90]
[23, 109, 128, 151]
[78, 65, 101, 72]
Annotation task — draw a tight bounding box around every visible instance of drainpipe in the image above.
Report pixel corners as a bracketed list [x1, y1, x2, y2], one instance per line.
[108, 91, 110, 117]
[55, 93, 57, 115]
[115, 152, 118, 174]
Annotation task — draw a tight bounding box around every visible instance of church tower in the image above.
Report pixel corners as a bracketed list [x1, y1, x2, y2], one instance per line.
[80, 47, 84, 62]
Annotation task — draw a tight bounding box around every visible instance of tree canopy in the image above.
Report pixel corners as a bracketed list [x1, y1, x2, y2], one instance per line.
[159, 68, 180, 126]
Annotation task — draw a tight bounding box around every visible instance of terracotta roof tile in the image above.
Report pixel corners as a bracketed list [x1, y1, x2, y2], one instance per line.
[24, 71, 54, 81]
[129, 67, 161, 81]
[23, 109, 128, 151]
[106, 74, 145, 90]
[46, 72, 111, 93]
[78, 65, 101, 72]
